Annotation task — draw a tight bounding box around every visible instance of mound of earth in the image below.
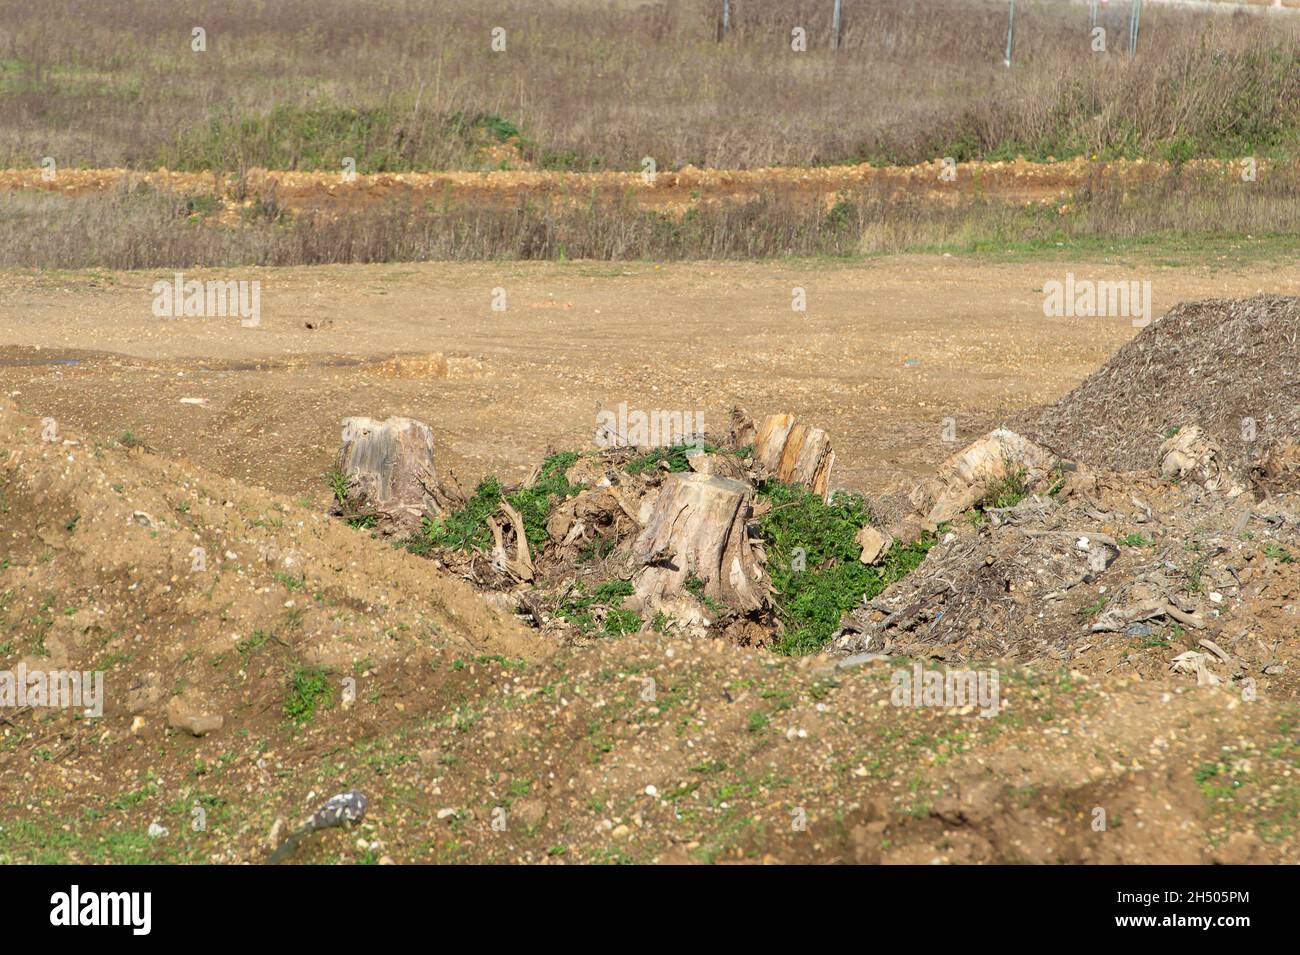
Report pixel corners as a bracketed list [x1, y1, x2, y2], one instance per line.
[1021, 295, 1300, 481]
[836, 467, 1300, 698]
[838, 296, 1300, 700]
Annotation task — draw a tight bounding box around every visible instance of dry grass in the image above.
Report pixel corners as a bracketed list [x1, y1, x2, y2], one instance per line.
[6, 0, 1297, 265]
[3, 162, 1299, 267]
[1, 0, 1298, 173]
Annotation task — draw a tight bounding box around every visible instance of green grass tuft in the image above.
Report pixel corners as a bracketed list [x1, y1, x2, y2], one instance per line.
[558, 578, 640, 636]
[978, 459, 1030, 511]
[410, 452, 583, 554]
[284, 665, 332, 724]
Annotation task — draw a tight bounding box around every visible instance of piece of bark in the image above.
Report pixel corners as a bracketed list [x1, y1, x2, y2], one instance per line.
[631, 472, 768, 620]
[487, 499, 534, 582]
[856, 526, 891, 564]
[336, 416, 442, 535]
[753, 413, 835, 499]
[1090, 598, 1205, 633]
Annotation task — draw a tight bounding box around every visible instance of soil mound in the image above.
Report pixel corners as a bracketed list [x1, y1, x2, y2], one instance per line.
[1021, 295, 1300, 479]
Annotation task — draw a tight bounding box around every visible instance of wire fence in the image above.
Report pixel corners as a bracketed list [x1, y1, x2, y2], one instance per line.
[715, 0, 1296, 59]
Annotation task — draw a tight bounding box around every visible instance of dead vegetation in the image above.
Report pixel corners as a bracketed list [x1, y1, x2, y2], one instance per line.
[834, 295, 1300, 703]
[1021, 294, 1300, 484]
[4, 0, 1299, 173]
[6, 160, 1300, 268]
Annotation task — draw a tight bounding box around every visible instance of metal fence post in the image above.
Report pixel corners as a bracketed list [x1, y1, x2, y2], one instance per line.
[832, 0, 842, 51]
[1130, 0, 1142, 55]
[1004, 0, 1016, 68]
[721, 0, 730, 40]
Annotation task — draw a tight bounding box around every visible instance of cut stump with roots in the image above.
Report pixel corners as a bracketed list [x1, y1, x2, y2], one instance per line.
[631, 472, 769, 629]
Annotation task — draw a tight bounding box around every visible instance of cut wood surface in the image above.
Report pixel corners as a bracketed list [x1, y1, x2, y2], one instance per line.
[631, 472, 768, 621]
[753, 413, 835, 499]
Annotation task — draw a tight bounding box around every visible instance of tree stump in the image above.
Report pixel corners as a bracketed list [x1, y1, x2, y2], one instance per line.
[631, 473, 768, 625]
[754, 413, 835, 500]
[907, 428, 1057, 526]
[335, 416, 442, 535]
[727, 406, 757, 449]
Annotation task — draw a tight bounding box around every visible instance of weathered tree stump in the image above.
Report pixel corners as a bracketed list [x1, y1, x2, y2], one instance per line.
[727, 406, 757, 449]
[335, 416, 442, 535]
[907, 428, 1057, 526]
[754, 413, 835, 500]
[631, 472, 768, 625]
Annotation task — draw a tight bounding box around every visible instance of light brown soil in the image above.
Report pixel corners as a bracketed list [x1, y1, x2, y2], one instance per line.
[5, 255, 1297, 503]
[0, 157, 1279, 218]
[1, 400, 1295, 865]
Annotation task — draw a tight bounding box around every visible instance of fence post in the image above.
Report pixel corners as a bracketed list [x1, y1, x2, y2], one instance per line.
[1004, 0, 1016, 68]
[1090, 0, 1098, 30]
[720, 0, 730, 40]
[832, 0, 842, 51]
[1129, 0, 1142, 55]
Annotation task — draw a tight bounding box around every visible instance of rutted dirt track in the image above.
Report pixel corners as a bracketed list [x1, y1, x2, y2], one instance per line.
[0, 157, 1281, 217]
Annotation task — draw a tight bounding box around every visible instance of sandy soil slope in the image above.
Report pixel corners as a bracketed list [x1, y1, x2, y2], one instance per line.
[0, 157, 1279, 218]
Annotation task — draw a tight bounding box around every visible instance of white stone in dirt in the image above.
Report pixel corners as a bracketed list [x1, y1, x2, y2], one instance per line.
[266, 817, 286, 851]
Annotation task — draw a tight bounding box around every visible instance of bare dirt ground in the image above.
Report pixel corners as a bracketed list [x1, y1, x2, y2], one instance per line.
[0, 157, 1279, 218]
[4, 254, 1297, 503]
[4, 253, 1300, 865]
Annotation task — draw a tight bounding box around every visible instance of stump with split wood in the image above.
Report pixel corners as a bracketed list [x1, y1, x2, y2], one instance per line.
[753, 413, 835, 500]
[631, 472, 768, 627]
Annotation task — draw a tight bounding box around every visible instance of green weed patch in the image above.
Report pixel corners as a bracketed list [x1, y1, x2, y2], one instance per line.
[756, 480, 936, 655]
